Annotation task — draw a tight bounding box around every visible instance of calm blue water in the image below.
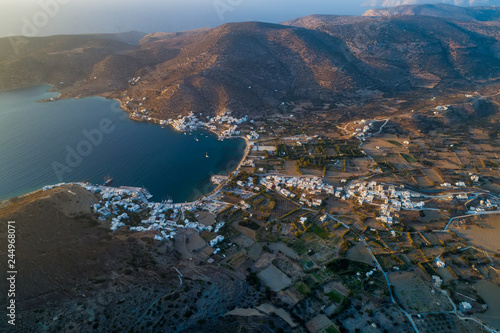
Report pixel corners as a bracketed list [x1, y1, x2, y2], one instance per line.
[0, 85, 245, 202]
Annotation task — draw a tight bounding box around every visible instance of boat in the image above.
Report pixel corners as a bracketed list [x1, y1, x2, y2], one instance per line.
[141, 187, 153, 200]
[206, 152, 209, 158]
[195, 137, 199, 141]
[103, 175, 113, 186]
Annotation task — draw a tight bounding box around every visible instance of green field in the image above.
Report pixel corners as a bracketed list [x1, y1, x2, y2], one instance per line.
[387, 140, 402, 147]
[401, 153, 417, 163]
[295, 282, 311, 295]
[325, 326, 340, 333]
[309, 224, 330, 239]
[327, 289, 344, 303]
[291, 239, 309, 255]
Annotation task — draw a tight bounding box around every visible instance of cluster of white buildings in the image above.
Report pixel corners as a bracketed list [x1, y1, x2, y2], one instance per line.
[355, 267, 377, 279]
[240, 200, 251, 209]
[469, 173, 480, 182]
[94, 189, 230, 246]
[258, 175, 336, 207]
[171, 112, 204, 131]
[459, 302, 472, 311]
[209, 235, 225, 247]
[470, 198, 498, 212]
[136, 201, 213, 233]
[300, 195, 323, 207]
[260, 176, 335, 196]
[232, 175, 336, 207]
[345, 181, 425, 225]
[208, 111, 247, 137]
[128, 76, 141, 85]
[93, 187, 151, 230]
[125, 96, 252, 138]
[435, 258, 446, 268]
[284, 134, 315, 142]
[246, 131, 259, 140]
[43, 182, 229, 248]
[454, 193, 469, 200]
[130, 100, 154, 122]
[218, 125, 238, 137]
[43, 183, 149, 230]
[166, 110, 248, 138]
[209, 110, 247, 126]
[241, 159, 256, 168]
[213, 221, 225, 233]
[441, 181, 470, 188]
[235, 175, 259, 191]
[352, 120, 374, 139]
[210, 175, 228, 185]
[111, 213, 129, 231]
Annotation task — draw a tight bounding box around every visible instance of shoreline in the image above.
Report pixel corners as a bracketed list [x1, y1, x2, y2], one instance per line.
[0, 89, 250, 206]
[195, 135, 251, 203]
[0, 135, 250, 207]
[112, 97, 246, 140]
[111, 96, 251, 204]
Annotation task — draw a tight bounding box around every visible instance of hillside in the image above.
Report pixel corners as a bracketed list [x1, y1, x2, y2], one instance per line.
[123, 13, 500, 120]
[0, 33, 174, 96]
[0, 186, 247, 332]
[363, 3, 500, 21]
[362, 0, 500, 7]
[2, 7, 500, 332]
[0, 5, 499, 119]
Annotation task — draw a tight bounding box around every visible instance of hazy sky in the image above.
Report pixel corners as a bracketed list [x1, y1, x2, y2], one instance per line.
[0, 0, 368, 37]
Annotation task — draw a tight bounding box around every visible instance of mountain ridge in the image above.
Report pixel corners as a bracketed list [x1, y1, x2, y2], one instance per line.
[0, 5, 499, 119]
[362, 0, 500, 8]
[363, 3, 500, 20]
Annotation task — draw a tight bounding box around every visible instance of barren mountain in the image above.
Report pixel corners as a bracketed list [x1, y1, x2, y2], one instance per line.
[123, 12, 500, 120]
[362, 0, 500, 7]
[0, 186, 248, 332]
[0, 5, 499, 120]
[363, 3, 500, 20]
[0, 32, 174, 96]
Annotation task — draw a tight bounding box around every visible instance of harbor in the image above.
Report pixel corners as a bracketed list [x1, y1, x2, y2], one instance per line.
[0, 85, 245, 202]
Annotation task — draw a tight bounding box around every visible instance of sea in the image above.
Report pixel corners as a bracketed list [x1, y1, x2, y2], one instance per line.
[0, 85, 245, 202]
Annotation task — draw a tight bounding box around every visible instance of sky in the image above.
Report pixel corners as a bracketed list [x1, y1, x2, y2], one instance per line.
[0, 0, 368, 37]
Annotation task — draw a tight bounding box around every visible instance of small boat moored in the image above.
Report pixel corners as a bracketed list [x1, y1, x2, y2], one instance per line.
[103, 175, 113, 186]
